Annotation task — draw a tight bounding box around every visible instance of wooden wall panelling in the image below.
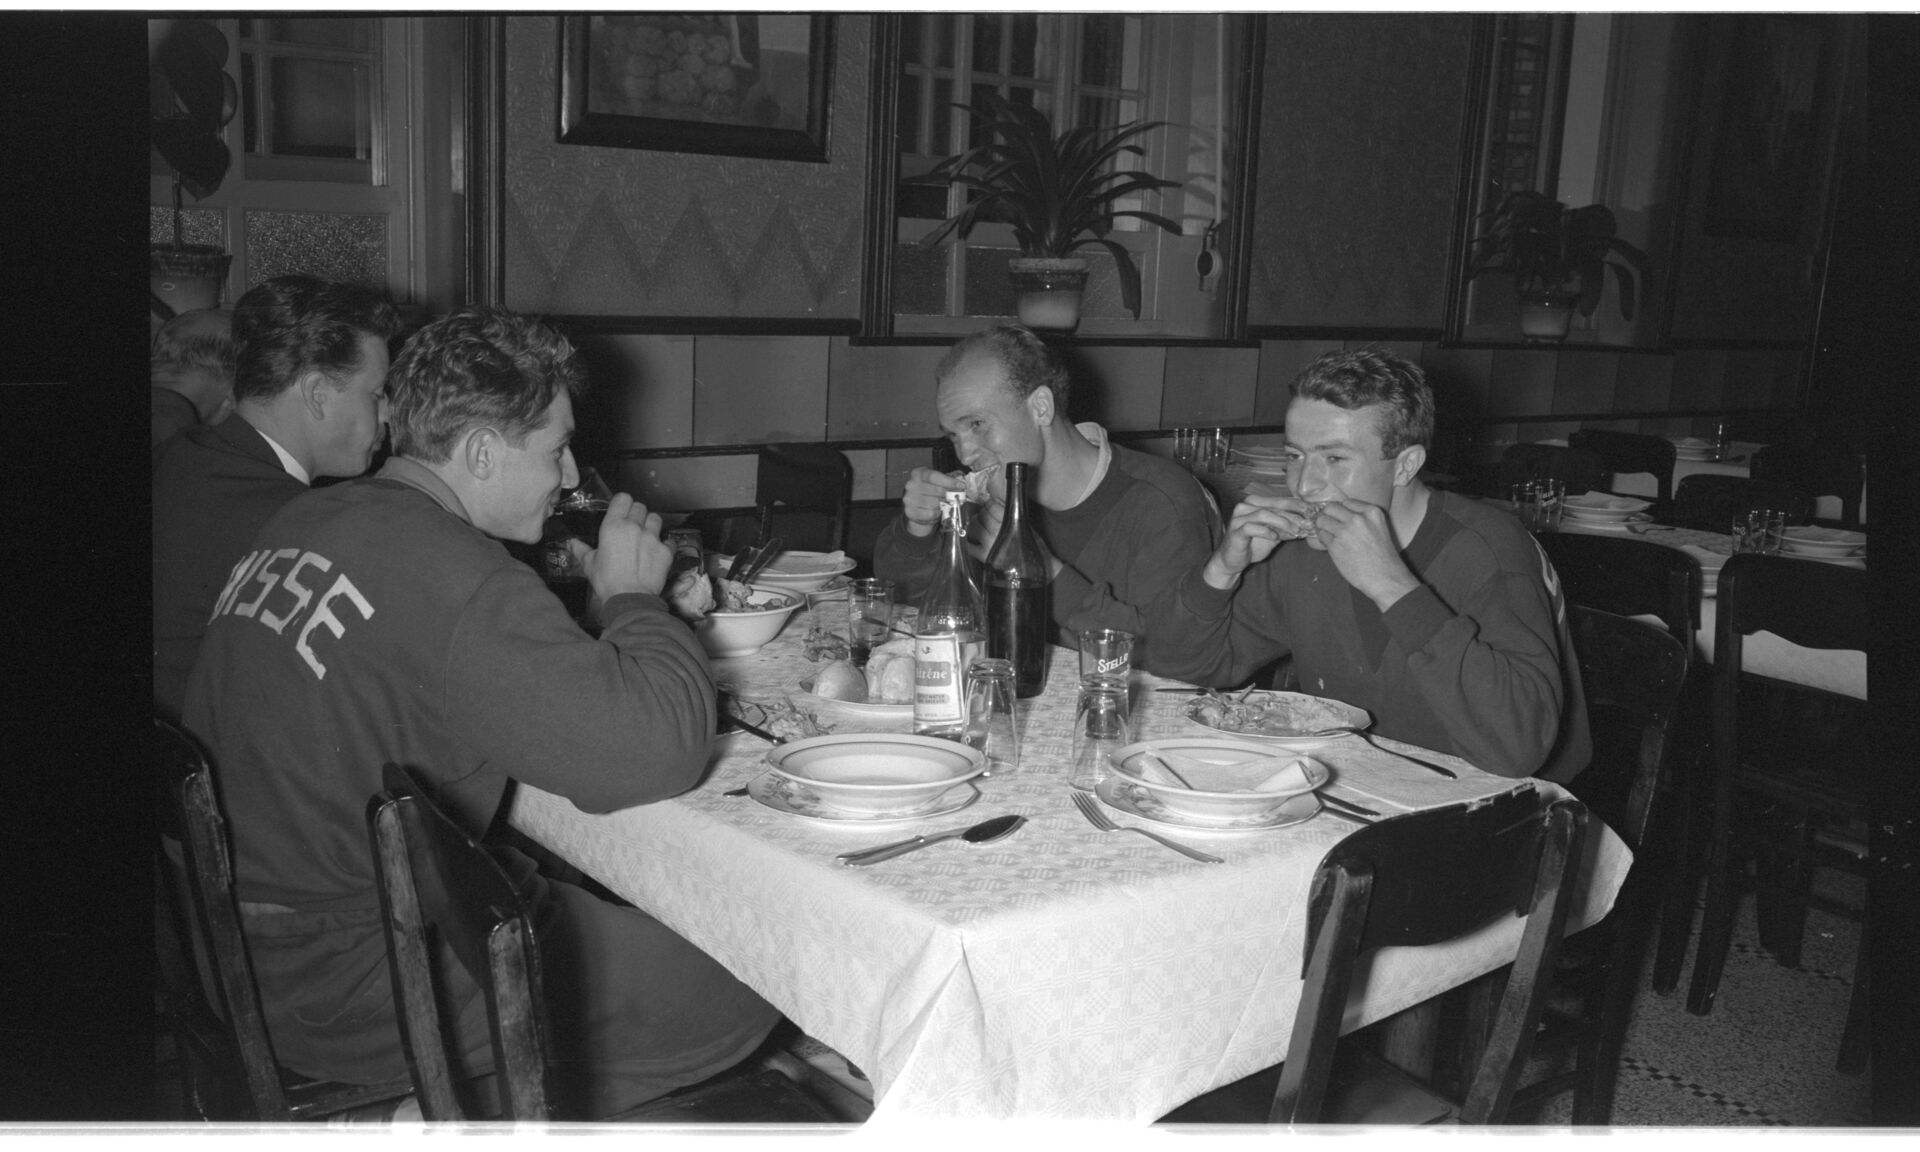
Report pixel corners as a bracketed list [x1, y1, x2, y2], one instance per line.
[1161, 346, 1261, 428]
[567, 333, 694, 458]
[826, 339, 947, 440]
[1063, 345, 1167, 432]
[693, 335, 831, 445]
[614, 454, 756, 513]
[1487, 349, 1561, 419]
[1668, 348, 1729, 410]
[1552, 353, 1623, 416]
[1613, 354, 1676, 414]
[1254, 340, 1343, 423]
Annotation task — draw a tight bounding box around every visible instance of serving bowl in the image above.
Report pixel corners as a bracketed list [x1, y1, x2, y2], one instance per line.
[763, 733, 987, 817]
[693, 587, 803, 658]
[1111, 738, 1328, 824]
[714, 550, 857, 594]
[1184, 691, 1371, 750]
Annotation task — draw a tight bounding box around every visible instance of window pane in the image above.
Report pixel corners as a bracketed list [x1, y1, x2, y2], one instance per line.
[245, 210, 385, 288]
[1078, 95, 1120, 134]
[897, 73, 923, 155]
[1080, 14, 1126, 87]
[150, 206, 223, 249]
[892, 242, 948, 316]
[931, 78, 954, 153]
[256, 18, 374, 52]
[973, 14, 1001, 76]
[901, 12, 923, 66]
[269, 58, 370, 160]
[962, 246, 1019, 318]
[1008, 15, 1037, 77]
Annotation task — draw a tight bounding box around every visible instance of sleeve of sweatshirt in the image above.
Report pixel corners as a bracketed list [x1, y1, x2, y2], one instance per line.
[1381, 535, 1567, 778]
[441, 565, 717, 813]
[1138, 560, 1292, 686]
[872, 512, 941, 605]
[1055, 470, 1223, 664]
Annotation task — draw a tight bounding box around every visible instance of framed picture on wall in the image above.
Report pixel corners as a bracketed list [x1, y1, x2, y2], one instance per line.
[558, 13, 833, 162]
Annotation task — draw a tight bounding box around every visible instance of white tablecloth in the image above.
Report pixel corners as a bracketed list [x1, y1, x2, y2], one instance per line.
[509, 618, 1631, 1121]
[1551, 519, 1866, 699]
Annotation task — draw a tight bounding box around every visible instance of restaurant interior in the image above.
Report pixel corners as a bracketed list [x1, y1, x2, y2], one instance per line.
[5, 9, 1915, 1132]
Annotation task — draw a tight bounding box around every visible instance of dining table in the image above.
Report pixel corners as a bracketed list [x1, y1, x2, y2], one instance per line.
[508, 601, 1634, 1122]
[1550, 515, 1866, 700]
[1537, 438, 1866, 525]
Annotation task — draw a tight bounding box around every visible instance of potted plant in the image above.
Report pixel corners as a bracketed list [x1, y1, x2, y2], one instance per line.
[912, 91, 1185, 332]
[1465, 190, 1652, 343]
[150, 19, 239, 317]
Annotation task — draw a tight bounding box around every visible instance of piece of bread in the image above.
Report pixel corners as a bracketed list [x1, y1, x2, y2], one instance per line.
[864, 640, 918, 704]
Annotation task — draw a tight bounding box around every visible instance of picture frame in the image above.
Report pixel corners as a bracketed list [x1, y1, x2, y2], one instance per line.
[557, 13, 834, 163]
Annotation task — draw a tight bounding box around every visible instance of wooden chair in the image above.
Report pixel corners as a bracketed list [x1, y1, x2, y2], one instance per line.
[755, 442, 853, 554]
[1569, 429, 1678, 512]
[155, 717, 415, 1121]
[1749, 443, 1865, 528]
[1534, 533, 1703, 996]
[1669, 474, 1814, 532]
[1494, 443, 1607, 497]
[1160, 788, 1587, 1125]
[1685, 554, 1870, 1072]
[1508, 608, 1690, 1123]
[366, 764, 855, 1123]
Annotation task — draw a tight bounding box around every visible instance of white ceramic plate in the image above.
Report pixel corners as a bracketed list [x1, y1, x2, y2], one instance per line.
[1779, 527, 1866, 556]
[1184, 691, 1371, 750]
[793, 674, 913, 718]
[1095, 777, 1321, 834]
[1561, 493, 1654, 517]
[1559, 512, 1654, 533]
[746, 772, 980, 828]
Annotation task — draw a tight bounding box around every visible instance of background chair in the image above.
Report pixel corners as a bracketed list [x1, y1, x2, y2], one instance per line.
[1685, 554, 1870, 1073]
[1507, 608, 1690, 1123]
[1161, 789, 1586, 1125]
[1749, 443, 1866, 529]
[155, 717, 415, 1122]
[1492, 443, 1607, 497]
[1534, 532, 1704, 996]
[1569, 429, 1678, 513]
[367, 764, 858, 1123]
[755, 442, 853, 554]
[1669, 474, 1814, 532]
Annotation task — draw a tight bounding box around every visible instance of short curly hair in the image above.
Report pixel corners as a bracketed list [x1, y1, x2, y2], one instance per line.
[1291, 348, 1434, 459]
[386, 307, 584, 464]
[936, 322, 1071, 412]
[230, 275, 400, 402]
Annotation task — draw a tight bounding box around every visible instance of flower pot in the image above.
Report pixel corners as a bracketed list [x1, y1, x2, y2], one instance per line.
[151, 244, 232, 316]
[1008, 257, 1089, 333]
[1517, 291, 1576, 344]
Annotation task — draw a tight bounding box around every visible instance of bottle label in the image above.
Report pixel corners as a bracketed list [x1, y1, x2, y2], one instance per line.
[913, 632, 980, 727]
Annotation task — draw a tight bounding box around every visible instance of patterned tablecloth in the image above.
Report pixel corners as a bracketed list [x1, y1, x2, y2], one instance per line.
[509, 608, 1630, 1121]
[1550, 519, 1866, 699]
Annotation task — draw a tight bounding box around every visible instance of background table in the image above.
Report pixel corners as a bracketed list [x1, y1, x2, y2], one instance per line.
[510, 612, 1631, 1121]
[1550, 519, 1865, 699]
[1541, 439, 1864, 524]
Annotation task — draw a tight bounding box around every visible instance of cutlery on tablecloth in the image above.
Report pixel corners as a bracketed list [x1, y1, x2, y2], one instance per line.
[1317, 791, 1381, 819]
[1323, 805, 1375, 826]
[723, 714, 781, 745]
[1070, 790, 1222, 864]
[1342, 731, 1458, 779]
[837, 814, 1026, 866]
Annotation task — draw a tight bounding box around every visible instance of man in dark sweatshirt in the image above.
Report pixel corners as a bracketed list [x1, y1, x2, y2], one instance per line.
[184, 306, 778, 1118]
[1144, 349, 1590, 782]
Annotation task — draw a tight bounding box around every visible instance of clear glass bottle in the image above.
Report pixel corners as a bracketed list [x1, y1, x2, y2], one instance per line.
[913, 491, 986, 740]
[984, 462, 1052, 699]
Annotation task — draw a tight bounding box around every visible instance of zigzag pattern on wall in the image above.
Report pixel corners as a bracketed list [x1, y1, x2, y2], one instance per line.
[504, 190, 863, 317]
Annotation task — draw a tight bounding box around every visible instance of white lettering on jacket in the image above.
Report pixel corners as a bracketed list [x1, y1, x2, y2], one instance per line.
[233, 548, 301, 619]
[295, 571, 375, 680]
[258, 551, 333, 635]
[210, 550, 270, 621]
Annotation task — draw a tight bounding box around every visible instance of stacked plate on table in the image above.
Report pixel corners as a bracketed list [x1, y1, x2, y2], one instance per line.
[1672, 436, 1720, 462]
[1098, 737, 1329, 834]
[747, 733, 986, 828]
[1778, 526, 1867, 568]
[1232, 444, 1291, 480]
[1558, 493, 1655, 532]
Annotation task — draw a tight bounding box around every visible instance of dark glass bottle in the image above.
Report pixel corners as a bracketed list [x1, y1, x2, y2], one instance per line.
[912, 492, 986, 739]
[985, 462, 1052, 698]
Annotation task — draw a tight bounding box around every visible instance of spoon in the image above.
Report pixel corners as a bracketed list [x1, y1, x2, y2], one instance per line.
[836, 814, 1027, 866]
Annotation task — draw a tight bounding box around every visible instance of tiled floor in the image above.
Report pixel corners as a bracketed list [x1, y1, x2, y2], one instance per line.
[1513, 881, 1871, 1127]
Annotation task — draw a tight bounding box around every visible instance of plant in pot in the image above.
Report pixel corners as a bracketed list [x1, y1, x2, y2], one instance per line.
[911, 91, 1185, 333]
[1465, 189, 1652, 343]
[150, 18, 239, 318]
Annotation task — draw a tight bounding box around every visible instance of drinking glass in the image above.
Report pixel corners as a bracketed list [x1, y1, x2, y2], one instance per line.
[1077, 627, 1134, 690]
[845, 578, 895, 667]
[554, 467, 614, 546]
[1535, 478, 1565, 531]
[1759, 509, 1786, 555]
[1172, 428, 1200, 469]
[803, 585, 850, 662]
[1201, 427, 1231, 473]
[965, 658, 1020, 775]
[1731, 511, 1763, 554]
[1069, 683, 1132, 791]
[1509, 481, 1539, 531]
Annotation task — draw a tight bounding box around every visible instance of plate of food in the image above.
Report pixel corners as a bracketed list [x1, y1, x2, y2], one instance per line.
[795, 639, 917, 716]
[1184, 690, 1372, 750]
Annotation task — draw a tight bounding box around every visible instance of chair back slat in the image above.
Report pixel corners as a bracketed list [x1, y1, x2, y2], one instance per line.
[1567, 607, 1690, 850]
[1670, 474, 1815, 532]
[1569, 429, 1678, 506]
[755, 443, 853, 553]
[1717, 553, 1870, 656]
[1538, 532, 1698, 647]
[368, 764, 553, 1122]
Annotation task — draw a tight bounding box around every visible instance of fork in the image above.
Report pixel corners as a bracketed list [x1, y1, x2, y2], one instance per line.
[1070, 790, 1222, 864]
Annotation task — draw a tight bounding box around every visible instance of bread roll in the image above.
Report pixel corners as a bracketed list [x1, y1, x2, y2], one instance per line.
[864, 640, 918, 705]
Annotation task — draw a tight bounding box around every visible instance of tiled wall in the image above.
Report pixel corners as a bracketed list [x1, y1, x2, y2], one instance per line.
[571, 332, 1804, 512]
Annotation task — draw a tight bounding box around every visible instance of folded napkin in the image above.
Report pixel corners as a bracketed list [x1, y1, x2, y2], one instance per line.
[1673, 436, 1714, 449]
[1135, 750, 1314, 794]
[774, 550, 849, 573]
